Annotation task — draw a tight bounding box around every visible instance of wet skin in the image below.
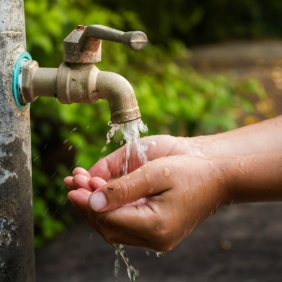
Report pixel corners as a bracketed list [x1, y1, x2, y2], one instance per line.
[64, 116, 282, 252]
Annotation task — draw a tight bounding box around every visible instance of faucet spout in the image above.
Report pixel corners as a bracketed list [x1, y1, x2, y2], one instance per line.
[20, 61, 141, 124]
[96, 71, 141, 124]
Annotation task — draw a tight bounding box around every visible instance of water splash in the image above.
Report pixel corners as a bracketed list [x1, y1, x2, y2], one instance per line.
[106, 119, 148, 175]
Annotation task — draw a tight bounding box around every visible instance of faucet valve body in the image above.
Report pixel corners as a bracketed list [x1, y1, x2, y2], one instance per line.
[21, 61, 141, 123]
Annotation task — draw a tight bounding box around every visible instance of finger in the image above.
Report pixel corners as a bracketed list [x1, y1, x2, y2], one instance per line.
[68, 189, 109, 235]
[88, 135, 176, 180]
[73, 167, 91, 178]
[68, 189, 101, 226]
[96, 203, 155, 236]
[88, 157, 173, 212]
[69, 189, 152, 249]
[68, 188, 92, 206]
[73, 174, 92, 191]
[64, 176, 75, 190]
[89, 177, 107, 191]
[94, 202, 173, 251]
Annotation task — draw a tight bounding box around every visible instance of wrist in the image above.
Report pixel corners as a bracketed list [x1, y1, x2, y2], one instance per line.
[174, 135, 224, 157]
[213, 157, 235, 207]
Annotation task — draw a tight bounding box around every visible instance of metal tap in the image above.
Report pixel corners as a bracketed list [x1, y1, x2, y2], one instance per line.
[19, 25, 148, 123]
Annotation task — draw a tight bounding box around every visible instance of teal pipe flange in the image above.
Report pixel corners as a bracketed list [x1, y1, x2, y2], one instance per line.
[12, 51, 32, 111]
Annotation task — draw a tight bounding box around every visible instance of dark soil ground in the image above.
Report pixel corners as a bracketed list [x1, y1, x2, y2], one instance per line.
[36, 41, 282, 282]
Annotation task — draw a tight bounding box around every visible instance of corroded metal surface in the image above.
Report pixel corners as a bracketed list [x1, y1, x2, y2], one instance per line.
[0, 0, 35, 281]
[96, 71, 141, 123]
[63, 27, 102, 63]
[22, 62, 141, 123]
[63, 25, 148, 63]
[21, 60, 58, 103]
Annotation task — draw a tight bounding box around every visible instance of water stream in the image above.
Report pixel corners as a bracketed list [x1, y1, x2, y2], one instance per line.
[105, 118, 164, 281]
[104, 118, 148, 281]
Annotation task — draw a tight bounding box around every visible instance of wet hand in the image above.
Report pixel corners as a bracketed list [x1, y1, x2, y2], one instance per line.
[64, 135, 179, 191]
[64, 167, 107, 192]
[67, 155, 228, 252]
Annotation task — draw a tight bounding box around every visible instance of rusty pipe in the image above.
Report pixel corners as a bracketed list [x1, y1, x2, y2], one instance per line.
[95, 71, 141, 123]
[20, 61, 141, 123]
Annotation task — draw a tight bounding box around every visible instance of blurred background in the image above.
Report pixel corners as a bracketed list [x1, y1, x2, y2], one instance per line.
[24, 0, 282, 281]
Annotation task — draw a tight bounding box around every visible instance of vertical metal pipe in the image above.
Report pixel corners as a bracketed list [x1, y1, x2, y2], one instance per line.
[0, 0, 35, 281]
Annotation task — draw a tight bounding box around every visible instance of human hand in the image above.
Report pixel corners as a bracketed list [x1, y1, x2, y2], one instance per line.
[65, 152, 228, 252]
[64, 134, 210, 191]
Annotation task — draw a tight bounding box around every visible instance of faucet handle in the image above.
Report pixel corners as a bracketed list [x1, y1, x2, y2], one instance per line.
[64, 24, 148, 63]
[81, 25, 148, 51]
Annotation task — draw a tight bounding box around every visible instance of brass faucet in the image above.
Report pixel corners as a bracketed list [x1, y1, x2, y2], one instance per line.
[20, 25, 148, 124]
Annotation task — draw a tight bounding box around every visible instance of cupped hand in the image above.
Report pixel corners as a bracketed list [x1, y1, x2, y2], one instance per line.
[64, 134, 206, 191]
[66, 154, 228, 252]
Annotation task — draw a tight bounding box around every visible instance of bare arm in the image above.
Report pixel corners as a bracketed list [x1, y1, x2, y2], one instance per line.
[176, 115, 282, 157]
[225, 150, 282, 204]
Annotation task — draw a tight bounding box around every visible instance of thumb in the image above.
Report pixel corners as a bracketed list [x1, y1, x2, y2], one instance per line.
[88, 158, 173, 212]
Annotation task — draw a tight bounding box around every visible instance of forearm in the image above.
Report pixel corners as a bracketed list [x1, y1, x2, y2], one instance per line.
[177, 116, 282, 157]
[223, 150, 282, 204]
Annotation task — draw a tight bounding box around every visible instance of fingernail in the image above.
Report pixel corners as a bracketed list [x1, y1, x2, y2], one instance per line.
[89, 192, 107, 211]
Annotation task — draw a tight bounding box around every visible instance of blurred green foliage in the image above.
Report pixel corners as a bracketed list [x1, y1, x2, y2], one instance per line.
[96, 0, 282, 46]
[24, 0, 267, 247]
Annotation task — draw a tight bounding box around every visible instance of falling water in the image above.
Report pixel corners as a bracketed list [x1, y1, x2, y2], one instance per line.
[113, 244, 139, 282]
[105, 118, 147, 281]
[106, 119, 148, 174]
[105, 118, 164, 280]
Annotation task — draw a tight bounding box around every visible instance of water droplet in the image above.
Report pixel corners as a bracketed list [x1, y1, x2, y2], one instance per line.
[44, 143, 47, 149]
[42, 207, 49, 217]
[63, 139, 68, 144]
[148, 187, 154, 194]
[114, 258, 120, 278]
[127, 265, 139, 281]
[210, 210, 216, 215]
[101, 146, 107, 153]
[33, 156, 39, 162]
[76, 141, 82, 148]
[156, 252, 165, 257]
[146, 250, 150, 256]
[151, 140, 157, 146]
[70, 127, 77, 132]
[68, 145, 73, 151]
[163, 168, 171, 177]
